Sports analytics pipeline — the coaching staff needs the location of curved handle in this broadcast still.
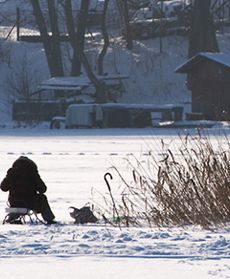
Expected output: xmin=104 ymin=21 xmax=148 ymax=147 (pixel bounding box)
xmin=104 ymin=172 xmax=113 ymax=192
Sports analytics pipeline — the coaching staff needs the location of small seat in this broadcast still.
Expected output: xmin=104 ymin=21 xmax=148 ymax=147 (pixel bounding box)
xmin=3 ymin=207 xmax=37 ymax=224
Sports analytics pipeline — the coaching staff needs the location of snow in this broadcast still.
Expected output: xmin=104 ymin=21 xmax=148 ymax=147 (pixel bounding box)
xmin=0 ymin=128 xmax=230 ymax=278
xmin=2 ymin=257 xmax=229 ymax=279
xmin=0 ymin=5 xmax=191 ymax=121
xmin=38 ymin=74 xmax=129 ymax=92
xmin=0 ymin=1 xmax=230 ymax=278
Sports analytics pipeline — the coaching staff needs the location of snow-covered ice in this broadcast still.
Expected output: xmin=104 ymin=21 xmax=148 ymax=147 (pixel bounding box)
xmin=0 ymin=128 xmax=229 ymax=278
xmin=0 ymin=1 xmax=230 ymax=277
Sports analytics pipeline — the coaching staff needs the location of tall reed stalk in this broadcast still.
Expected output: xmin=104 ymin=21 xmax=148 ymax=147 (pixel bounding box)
xmin=94 ymin=132 xmax=230 ymax=228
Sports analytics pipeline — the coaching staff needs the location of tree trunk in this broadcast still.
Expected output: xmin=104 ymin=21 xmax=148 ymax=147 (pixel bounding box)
xmin=30 ymin=0 xmax=63 ymax=77
xmin=97 ymin=0 xmax=110 ymax=75
xmin=64 ymin=0 xmax=107 ymax=103
xmin=63 ymin=0 xmax=75 ymax=48
xmin=123 ymin=0 xmax=133 ymax=49
xmin=188 ymin=0 xmax=219 ymax=58
xmin=117 ymin=0 xmax=133 ymax=49
xmin=71 ymin=0 xmax=90 ymax=76
xmin=47 ymin=0 xmax=64 ymax=76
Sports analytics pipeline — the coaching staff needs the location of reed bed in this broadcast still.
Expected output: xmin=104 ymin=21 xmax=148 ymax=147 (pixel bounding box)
xmin=95 ymin=132 xmax=230 ymax=228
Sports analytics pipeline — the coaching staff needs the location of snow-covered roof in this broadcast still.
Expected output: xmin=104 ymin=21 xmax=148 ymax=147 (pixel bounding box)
xmin=68 ymin=103 xmax=182 ymax=111
xmin=37 ymin=75 xmax=129 ymax=91
xmin=175 ymin=52 xmax=230 ymax=73
xmin=39 ymin=77 xmax=90 ymax=91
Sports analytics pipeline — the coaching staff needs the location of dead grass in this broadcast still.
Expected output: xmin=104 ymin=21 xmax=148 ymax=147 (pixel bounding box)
xmin=94 ymin=132 xmax=230 ymax=228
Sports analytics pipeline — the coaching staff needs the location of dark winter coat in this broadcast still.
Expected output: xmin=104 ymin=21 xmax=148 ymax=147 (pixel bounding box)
xmin=0 ymin=156 xmax=47 ymax=209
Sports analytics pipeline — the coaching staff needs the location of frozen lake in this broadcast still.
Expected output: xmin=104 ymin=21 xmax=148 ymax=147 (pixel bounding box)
xmin=0 ymin=127 xmax=229 ymax=279
xmin=0 ymin=127 xmax=188 ymax=222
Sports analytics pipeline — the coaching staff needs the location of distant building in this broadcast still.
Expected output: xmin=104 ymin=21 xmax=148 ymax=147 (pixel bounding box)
xmin=175 ymin=52 xmax=230 ymax=120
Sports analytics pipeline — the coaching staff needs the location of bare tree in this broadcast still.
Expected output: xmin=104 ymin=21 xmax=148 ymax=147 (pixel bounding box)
xmin=97 ymin=0 xmax=110 ymax=75
xmin=64 ymin=0 xmax=89 ymax=76
xmin=122 ymin=0 xmax=133 ymax=49
xmin=47 ymin=0 xmax=64 ymax=75
xmin=8 ymin=50 xmax=41 ymax=124
xmin=63 ymin=0 xmax=107 ymax=103
xmin=116 ymin=0 xmax=133 ymax=49
xmin=31 ymin=0 xmax=107 ymax=103
xmin=30 ymin=0 xmax=64 ymax=76
xmin=188 ymin=0 xmax=219 ymax=58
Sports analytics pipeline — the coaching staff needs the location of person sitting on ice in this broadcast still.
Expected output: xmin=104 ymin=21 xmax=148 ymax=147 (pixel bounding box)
xmin=0 ymin=156 xmax=56 ymax=225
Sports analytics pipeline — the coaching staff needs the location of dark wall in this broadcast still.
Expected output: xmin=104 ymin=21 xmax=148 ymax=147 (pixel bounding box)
xmin=192 ymin=79 xmax=230 ymax=119
xmin=13 ymin=101 xmax=66 ymax=122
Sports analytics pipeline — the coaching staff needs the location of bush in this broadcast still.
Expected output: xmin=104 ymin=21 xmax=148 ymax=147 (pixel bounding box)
xmin=95 ymin=132 xmax=230 ymax=228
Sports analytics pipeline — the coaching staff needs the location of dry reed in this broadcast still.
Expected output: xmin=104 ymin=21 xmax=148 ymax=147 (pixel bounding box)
xmin=94 ymin=132 xmax=230 ymax=228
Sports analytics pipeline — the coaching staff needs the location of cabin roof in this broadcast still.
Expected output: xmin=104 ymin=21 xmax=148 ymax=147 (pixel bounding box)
xmin=37 ymin=74 xmax=129 ymax=92
xmin=175 ymin=52 xmax=230 ymax=73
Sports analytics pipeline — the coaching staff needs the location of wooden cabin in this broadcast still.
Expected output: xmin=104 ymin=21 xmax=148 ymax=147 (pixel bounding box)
xmin=175 ymin=52 xmax=230 ymax=120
